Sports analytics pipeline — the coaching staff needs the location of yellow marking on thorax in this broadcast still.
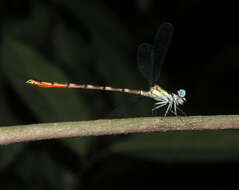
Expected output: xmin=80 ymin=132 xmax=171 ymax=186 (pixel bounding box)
xmin=151 ymin=85 xmax=170 ymax=97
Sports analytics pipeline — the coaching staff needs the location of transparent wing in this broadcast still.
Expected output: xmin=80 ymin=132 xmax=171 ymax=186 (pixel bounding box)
xmin=152 ymin=22 xmax=174 ymax=85
xmin=137 ymin=43 xmax=154 ymax=87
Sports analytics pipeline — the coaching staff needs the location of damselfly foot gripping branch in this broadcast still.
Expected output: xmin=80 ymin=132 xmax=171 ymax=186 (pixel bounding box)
xmin=26 ymin=22 xmax=186 ymax=116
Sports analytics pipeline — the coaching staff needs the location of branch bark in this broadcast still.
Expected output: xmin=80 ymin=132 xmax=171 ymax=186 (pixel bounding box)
xmin=0 ymin=115 xmax=239 ymax=145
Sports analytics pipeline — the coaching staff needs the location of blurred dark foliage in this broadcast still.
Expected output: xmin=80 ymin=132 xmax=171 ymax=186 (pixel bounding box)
xmin=1 ymin=0 xmax=239 ymax=189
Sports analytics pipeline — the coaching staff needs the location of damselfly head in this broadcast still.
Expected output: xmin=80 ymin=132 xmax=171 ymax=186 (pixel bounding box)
xmin=178 ymin=89 xmax=186 ymax=98
xmin=176 ymin=89 xmax=186 ymax=104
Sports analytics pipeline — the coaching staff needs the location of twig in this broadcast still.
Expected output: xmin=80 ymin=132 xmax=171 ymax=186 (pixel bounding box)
xmin=0 ymin=115 xmax=239 ymax=145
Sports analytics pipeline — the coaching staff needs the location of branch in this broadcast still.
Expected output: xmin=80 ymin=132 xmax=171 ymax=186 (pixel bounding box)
xmin=1 ymin=115 xmax=239 ymax=145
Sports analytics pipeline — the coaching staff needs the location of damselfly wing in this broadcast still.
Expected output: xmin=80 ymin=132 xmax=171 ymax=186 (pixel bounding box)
xmin=137 ymin=22 xmax=173 ymax=87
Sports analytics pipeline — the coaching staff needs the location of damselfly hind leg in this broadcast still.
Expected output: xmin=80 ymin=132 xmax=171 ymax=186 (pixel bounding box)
xmin=164 ymin=101 xmax=173 ymax=116
xmin=152 ymin=102 xmax=167 ymax=115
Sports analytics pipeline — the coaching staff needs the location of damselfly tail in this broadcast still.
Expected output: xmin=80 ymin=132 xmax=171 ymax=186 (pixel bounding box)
xmin=25 ymin=79 xmax=149 ymax=96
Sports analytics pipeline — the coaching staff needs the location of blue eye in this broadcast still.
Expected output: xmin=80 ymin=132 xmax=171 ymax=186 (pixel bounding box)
xmin=178 ymin=89 xmax=186 ymax=98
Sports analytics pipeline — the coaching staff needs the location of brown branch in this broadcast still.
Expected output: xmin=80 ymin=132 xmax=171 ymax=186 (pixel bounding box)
xmin=0 ymin=115 xmax=239 ymax=145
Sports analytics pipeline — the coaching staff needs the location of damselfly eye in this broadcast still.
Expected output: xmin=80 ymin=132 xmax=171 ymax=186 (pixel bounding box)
xmin=177 ymin=89 xmax=186 ymax=98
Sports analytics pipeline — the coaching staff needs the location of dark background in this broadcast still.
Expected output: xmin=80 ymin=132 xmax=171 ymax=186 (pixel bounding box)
xmin=1 ymin=0 xmax=239 ymax=189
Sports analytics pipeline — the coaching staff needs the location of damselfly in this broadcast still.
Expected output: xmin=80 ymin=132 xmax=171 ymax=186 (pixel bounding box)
xmin=26 ymin=22 xmax=186 ymax=116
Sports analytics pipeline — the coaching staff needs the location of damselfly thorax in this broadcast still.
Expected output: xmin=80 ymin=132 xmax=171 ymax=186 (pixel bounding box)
xmin=26 ymin=22 xmax=186 ymax=116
